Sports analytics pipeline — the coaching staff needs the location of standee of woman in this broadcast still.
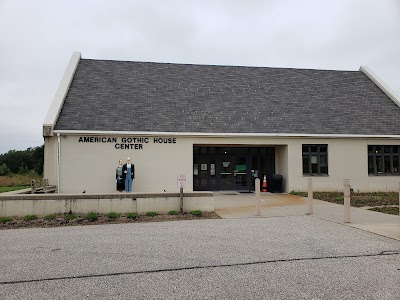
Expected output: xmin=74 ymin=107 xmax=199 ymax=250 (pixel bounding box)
xmin=116 ymin=159 xmax=125 ymax=192
xmin=123 ymin=157 xmax=135 ymax=192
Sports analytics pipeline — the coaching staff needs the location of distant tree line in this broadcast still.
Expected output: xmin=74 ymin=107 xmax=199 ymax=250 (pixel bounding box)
xmin=0 ymin=145 xmax=44 ymax=176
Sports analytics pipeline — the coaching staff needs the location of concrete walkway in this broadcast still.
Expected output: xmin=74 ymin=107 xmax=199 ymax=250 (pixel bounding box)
xmin=214 ymin=191 xmax=400 ymax=240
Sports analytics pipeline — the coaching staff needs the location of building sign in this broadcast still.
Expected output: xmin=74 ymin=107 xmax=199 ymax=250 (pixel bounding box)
xmin=78 ymin=136 xmax=177 ymax=150
xmin=177 ymin=174 xmax=187 ymax=188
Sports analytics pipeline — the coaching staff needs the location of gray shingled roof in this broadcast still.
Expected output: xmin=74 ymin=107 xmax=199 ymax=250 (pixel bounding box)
xmin=54 ymin=59 xmax=400 ymax=135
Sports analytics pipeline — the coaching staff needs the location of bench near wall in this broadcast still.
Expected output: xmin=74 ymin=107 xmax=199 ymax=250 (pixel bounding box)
xmin=0 ymin=192 xmax=214 ymax=217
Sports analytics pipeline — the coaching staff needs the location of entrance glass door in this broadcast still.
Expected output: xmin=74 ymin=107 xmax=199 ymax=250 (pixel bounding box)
xmin=194 ymin=146 xmax=275 ymax=191
xmin=234 ymin=156 xmax=248 ymax=190
xmin=220 ymin=157 xmax=233 ymax=190
xmin=220 ymin=155 xmax=248 ymax=190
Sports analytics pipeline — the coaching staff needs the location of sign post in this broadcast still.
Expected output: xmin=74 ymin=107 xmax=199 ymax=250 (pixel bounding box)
xmin=344 ymin=179 xmax=351 ymax=223
xmin=177 ymin=174 xmax=187 ymax=213
xmin=255 ymin=178 xmax=261 ymax=216
xmin=307 ymin=178 xmax=313 ymax=215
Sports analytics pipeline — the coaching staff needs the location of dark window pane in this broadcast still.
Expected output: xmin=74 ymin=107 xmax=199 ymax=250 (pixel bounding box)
xmin=375 ymin=146 xmax=382 ymax=154
xmin=320 ymin=155 xmax=328 ymax=174
xmin=368 ymin=156 xmax=374 ymax=174
xmin=368 ymin=146 xmax=374 ymax=154
xmin=393 ymin=156 xmax=399 ymax=173
xmin=303 ymin=156 xmax=309 ymax=174
xmin=208 ymin=147 xmax=216 ymax=154
xmin=320 ymin=155 xmax=327 ymax=167
xmin=200 ymin=147 xmax=207 ymax=154
xmin=393 ymin=146 xmax=399 ymax=154
xmin=194 ymin=147 xmax=200 ymax=154
xmin=311 ymin=161 xmax=318 ymax=173
xmin=250 ymin=148 xmax=258 ymax=155
xmin=319 ymin=145 xmax=327 ymax=153
xmin=384 ymin=156 xmax=391 ymax=173
xmin=311 ymin=145 xmax=318 ymax=153
xmin=200 ymin=178 xmax=207 ymax=187
xmin=384 ymin=146 xmax=390 ymax=154
xmin=376 ymin=156 xmax=383 ymax=173
xmin=302 ymin=145 xmax=309 ymax=154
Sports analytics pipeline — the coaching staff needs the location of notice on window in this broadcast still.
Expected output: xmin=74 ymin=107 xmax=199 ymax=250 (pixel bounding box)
xmin=311 ymin=155 xmax=318 ymax=164
xmin=222 ymin=161 xmax=230 ymax=168
xmin=193 ymin=164 xmax=198 ymax=175
xmin=210 ymin=164 xmax=215 ymax=175
xmin=236 ymin=164 xmax=246 ymax=171
xmin=201 ymin=164 xmax=207 ymax=171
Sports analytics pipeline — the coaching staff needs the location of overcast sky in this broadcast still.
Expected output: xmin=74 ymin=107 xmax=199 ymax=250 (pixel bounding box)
xmin=0 ymin=0 xmax=399 ymax=154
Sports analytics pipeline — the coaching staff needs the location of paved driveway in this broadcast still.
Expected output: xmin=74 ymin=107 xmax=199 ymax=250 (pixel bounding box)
xmin=1 ymin=216 xmax=399 ymax=299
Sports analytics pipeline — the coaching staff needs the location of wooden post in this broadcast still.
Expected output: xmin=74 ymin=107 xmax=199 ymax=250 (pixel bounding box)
xmin=255 ymin=178 xmax=261 ymax=216
xmin=344 ymin=179 xmax=351 ymax=223
xmin=180 ymin=187 xmax=183 ymax=213
xmin=307 ymin=178 xmax=313 ymax=215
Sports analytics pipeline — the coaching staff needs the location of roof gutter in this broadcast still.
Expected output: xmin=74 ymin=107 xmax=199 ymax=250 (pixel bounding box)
xmin=43 ymin=52 xmax=81 ymax=137
xmin=53 ymin=130 xmax=400 ymax=139
xmin=360 ymin=66 xmax=400 ymax=108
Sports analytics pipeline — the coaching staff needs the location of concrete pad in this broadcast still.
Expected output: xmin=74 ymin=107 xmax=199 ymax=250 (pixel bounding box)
xmin=214 ymin=192 xmax=400 ymax=240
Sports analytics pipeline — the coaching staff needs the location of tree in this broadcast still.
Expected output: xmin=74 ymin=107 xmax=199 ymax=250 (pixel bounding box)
xmin=0 ymin=163 xmax=11 ymax=176
xmin=0 ymin=145 xmax=44 ymax=175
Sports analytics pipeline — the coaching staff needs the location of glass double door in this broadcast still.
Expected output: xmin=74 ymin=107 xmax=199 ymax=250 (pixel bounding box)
xmin=220 ymin=155 xmax=248 ymax=190
xmin=193 ymin=146 xmax=275 ymax=191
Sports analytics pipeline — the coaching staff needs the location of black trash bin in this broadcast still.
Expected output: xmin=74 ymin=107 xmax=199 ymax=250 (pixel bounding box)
xmin=269 ymin=174 xmax=283 ymax=193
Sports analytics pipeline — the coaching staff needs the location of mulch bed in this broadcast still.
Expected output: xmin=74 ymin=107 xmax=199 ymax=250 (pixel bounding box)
xmin=368 ymin=206 xmax=399 ymax=215
xmin=0 ymin=212 xmax=221 ymax=230
xmin=291 ymin=191 xmax=399 ymax=215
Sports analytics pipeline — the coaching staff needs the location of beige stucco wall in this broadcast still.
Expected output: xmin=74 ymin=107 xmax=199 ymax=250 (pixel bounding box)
xmin=43 ymin=136 xmax=57 ymax=186
xmin=44 ymin=134 xmax=400 ymax=193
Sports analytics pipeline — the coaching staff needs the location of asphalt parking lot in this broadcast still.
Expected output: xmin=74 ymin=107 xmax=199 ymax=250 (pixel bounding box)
xmin=0 ymin=216 xmax=399 ymax=299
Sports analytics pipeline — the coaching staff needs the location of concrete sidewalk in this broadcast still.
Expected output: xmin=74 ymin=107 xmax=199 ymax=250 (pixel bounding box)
xmin=214 ymin=192 xmax=400 ymax=240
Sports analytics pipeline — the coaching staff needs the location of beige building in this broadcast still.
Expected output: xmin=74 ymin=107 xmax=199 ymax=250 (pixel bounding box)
xmin=43 ymin=53 xmax=400 ymax=194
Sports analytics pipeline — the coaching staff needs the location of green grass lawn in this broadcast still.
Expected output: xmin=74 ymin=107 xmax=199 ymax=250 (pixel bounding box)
xmin=0 ymin=186 xmax=30 ymax=193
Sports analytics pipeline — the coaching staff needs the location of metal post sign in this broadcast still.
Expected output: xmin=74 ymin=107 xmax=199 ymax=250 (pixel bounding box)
xmin=177 ymin=174 xmax=187 ymax=188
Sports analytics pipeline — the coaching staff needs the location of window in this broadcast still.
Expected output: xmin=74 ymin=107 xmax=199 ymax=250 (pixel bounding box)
xmin=302 ymin=144 xmax=328 ymax=175
xmin=368 ymin=145 xmax=400 ymax=175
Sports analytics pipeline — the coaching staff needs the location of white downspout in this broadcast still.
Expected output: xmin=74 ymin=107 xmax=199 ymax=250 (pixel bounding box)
xmin=57 ymin=133 xmax=61 ymax=194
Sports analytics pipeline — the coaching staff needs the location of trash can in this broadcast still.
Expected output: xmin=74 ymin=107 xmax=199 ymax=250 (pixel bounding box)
xmin=269 ymin=174 xmax=283 ymax=193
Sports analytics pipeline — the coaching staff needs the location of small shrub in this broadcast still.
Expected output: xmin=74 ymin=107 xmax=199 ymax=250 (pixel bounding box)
xmin=24 ymin=214 xmax=38 ymax=221
xmin=290 ymin=191 xmax=306 ymax=196
xmin=126 ymin=212 xmax=139 ymax=220
xmin=85 ymin=211 xmax=98 ymax=221
xmin=168 ymin=210 xmax=179 ymax=215
xmin=107 ymin=212 xmax=120 ymax=219
xmin=0 ymin=216 xmax=13 ymax=223
xmin=44 ymin=214 xmax=56 ymax=221
xmin=64 ymin=213 xmax=77 ymax=220
xmin=190 ymin=210 xmax=202 ymax=216
xmin=146 ymin=211 xmax=158 ymax=217
xmin=335 ymin=195 xmax=344 ymax=201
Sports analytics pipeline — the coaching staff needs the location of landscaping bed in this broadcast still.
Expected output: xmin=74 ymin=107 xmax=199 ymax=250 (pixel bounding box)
xmin=0 ymin=211 xmax=221 ymax=230
xmin=291 ymin=191 xmax=399 ymax=215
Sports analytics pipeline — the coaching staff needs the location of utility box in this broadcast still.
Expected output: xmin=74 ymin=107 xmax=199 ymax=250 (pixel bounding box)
xmin=269 ymin=174 xmax=283 ymax=193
